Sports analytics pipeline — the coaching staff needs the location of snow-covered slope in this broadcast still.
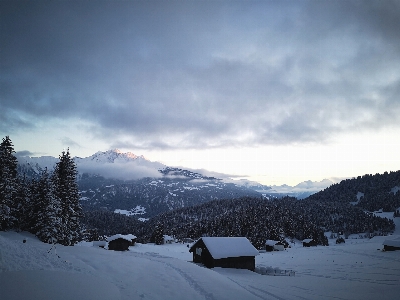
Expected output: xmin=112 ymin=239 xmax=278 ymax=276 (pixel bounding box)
xmin=1 ymin=231 xmax=400 ymax=300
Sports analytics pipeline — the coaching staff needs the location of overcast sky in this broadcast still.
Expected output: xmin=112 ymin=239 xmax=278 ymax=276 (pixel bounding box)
xmin=1 ymin=0 xmax=400 ymax=185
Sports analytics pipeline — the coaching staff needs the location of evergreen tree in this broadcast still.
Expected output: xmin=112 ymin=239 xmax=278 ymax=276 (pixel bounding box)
xmin=0 ymin=136 xmax=19 ymax=230
xmin=35 ymin=168 xmax=62 ymax=243
xmin=52 ymin=149 xmax=82 ymax=245
xmin=152 ymin=223 xmax=164 ymax=245
xmin=25 ymin=177 xmax=41 ymax=233
xmin=14 ymin=173 xmax=31 ymax=231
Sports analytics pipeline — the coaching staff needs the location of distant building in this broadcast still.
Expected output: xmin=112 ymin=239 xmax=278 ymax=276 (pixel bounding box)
xmin=383 ymin=237 xmax=400 ymax=251
xmin=107 ymin=234 xmax=134 ymax=251
xmin=163 ymin=235 xmax=174 ymax=244
xmin=265 ymin=240 xmax=284 ymax=252
xmin=303 ymin=239 xmax=317 ymax=247
xmin=189 ymin=237 xmax=259 ymax=271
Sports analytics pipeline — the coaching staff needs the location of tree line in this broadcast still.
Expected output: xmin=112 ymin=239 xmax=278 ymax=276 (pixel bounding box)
xmin=0 ymin=136 xmax=82 ymax=246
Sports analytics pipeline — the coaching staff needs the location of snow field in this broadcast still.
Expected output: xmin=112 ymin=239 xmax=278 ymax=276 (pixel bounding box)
xmin=1 ymin=231 xmax=400 ymax=300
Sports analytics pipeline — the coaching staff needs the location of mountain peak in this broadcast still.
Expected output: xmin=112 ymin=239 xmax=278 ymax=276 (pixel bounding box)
xmin=87 ymin=149 xmax=142 ymax=163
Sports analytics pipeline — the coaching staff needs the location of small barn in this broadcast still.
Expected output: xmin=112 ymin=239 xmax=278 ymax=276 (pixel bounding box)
xmin=265 ymin=240 xmax=283 ymax=252
xmin=383 ymin=237 xmax=400 ymax=251
xmin=107 ymin=234 xmax=132 ymax=251
xmin=303 ymin=238 xmax=317 ymax=247
xmin=189 ymin=237 xmax=259 ymax=271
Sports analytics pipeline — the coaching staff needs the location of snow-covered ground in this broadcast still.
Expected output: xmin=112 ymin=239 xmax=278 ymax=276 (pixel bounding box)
xmin=1 ymin=231 xmax=400 ymax=300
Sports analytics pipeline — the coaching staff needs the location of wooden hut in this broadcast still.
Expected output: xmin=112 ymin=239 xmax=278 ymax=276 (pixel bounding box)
xmin=265 ymin=240 xmax=279 ymax=252
xmin=274 ymin=241 xmax=285 ymax=251
xmin=303 ymin=238 xmax=317 ymax=247
xmin=383 ymin=237 xmax=400 ymax=251
xmin=189 ymin=237 xmax=259 ymax=271
xmin=107 ymin=234 xmax=132 ymax=251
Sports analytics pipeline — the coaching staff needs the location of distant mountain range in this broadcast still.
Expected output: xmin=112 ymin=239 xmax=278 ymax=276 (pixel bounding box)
xmin=16 ymin=149 xmax=333 ymax=217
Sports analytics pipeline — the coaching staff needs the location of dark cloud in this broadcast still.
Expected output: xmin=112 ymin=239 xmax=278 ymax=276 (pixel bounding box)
xmin=1 ymin=0 xmax=400 ymax=149
xmin=60 ymin=137 xmax=81 ymax=149
xmin=15 ymin=150 xmax=36 ymax=157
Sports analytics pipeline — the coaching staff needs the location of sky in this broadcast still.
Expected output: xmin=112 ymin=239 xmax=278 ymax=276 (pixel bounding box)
xmin=1 ymin=0 xmax=400 ymax=186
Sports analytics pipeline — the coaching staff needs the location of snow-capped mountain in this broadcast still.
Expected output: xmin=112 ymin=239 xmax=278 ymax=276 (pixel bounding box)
xmin=16 ymin=149 xmax=336 ymax=217
xmin=17 ymin=149 xmax=165 ymax=180
xmin=17 ymin=149 xmax=262 ymax=217
xmin=268 ymin=179 xmax=334 ymax=199
xmin=17 ymin=155 xmax=59 ymax=178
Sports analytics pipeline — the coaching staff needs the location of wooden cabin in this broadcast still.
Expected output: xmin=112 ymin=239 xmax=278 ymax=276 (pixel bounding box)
xmin=383 ymin=237 xmax=400 ymax=251
xmin=107 ymin=234 xmax=132 ymax=251
xmin=274 ymin=241 xmax=285 ymax=251
xmin=189 ymin=237 xmax=259 ymax=271
xmin=265 ymin=240 xmax=280 ymax=252
xmin=303 ymin=238 xmax=317 ymax=247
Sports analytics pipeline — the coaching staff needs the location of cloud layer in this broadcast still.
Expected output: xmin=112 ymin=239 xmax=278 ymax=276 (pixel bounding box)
xmin=2 ymin=1 xmax=400 ymax=150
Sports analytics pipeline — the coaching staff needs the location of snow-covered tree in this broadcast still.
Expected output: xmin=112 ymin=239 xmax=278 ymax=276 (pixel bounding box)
xmin=14 ymin=173 xmax=32 ymax=231
xmin=0 ymin=136 xmax=19 ymax=230
xmin=35 ymin=168 xmax=63 ymax=243
xmin=52 ymin=149 xmax=82 ymax=245
xmin=152 ymin=223 xmax=164 ymax=245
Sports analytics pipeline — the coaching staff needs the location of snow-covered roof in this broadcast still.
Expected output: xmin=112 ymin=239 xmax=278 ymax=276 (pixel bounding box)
xmin=192 ymin=237 xmax=259 ymax=259
xmin=107 ymin=234 xmax=136 ymax=242
xmin=123 ymin=234 xmax=137 ymax=240
xmin=265 ymin=240 xmax=280 ymax=246
xmin=303 ymin=239 xmax=314 ymax=243
xmin=383 ymin=237 xmax=400 ymax=247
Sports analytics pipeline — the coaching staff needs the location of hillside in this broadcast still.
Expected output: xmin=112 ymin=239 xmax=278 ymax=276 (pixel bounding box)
xmin=133 ymin=196 xmax=394 ymax=248
xmin=78 ymin=168 xmax=261 ymax=218
xmin=307 ymin=171 xmax=400 ymax=212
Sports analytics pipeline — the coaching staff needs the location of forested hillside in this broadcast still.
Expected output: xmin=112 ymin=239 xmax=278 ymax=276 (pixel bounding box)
xmin=307 ymin=171 xmax=400 ymax=212
xmin=82 ymin=196 xmax=395 ymax=249
xmin=81 ymin=171 xmax=400 ymax=249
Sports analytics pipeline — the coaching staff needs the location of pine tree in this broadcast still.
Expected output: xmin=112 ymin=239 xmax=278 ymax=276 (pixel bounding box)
xmin=25 ymin=177 xmax=41 ymax=234
xmin=35 ymin=168 xmax=62 ymax=243
xmin=152 ymin=223 xmax=164 ymax=245
xmin=14 ymin=173 xmax=31 ymax=231
xmin=52 ymin=149 xmax=82 ymax=245
xmin=0 ymin=136 xmax=19 ymax=230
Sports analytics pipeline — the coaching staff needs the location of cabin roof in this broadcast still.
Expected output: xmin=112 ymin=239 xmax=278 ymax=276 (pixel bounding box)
xmin=303 ymin=238 xmax=314 ymax=243
xmin=191 ymin=237 xmax=259 ymax=259
xmin=107 ymin=234 xmax=135 ymax=242
xmin=383 ymin=237 xmax=400 ymax=247
xmin=123 ymin=234 xmax=137 ymax=240
xmin=265 ymin=240 xmax=280 ymax=246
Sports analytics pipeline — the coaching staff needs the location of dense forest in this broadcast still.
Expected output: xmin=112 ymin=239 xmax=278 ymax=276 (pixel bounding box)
xmin=82 ymin=195 xmax=395 ymax=249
